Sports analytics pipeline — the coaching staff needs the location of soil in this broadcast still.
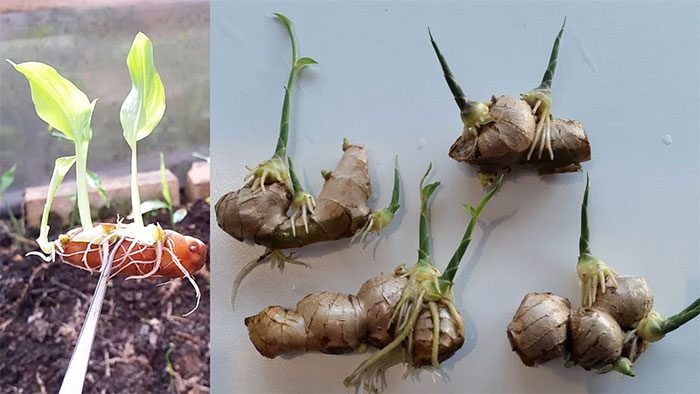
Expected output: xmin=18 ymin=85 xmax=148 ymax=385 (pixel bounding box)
xmin=0 ymin=199 xmax=210 ymax=394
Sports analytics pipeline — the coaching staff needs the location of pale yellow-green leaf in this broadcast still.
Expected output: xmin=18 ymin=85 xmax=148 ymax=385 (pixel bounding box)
xmin=140 ymin=199 xmax=169 ymax=214
xmin=8 ymin=60 xmax=95 ymax=142
xmin=37 ymin=155 xmax=76 ymax=254
xmin=120 ymin=32 xmax=166 ymax=148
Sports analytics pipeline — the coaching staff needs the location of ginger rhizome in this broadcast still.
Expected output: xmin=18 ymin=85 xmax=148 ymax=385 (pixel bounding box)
xmin=430 ymin=18 xmax=590 ymax=178
xmin=507 ymin=175 xmax=700 ymax=376
xmin=14 ymin=32 xmax=207 ymax=315
xmin=214 ymin=14 xmax=400 ymax=300
xmin=245 ymin=165 xmax=503 ymax=392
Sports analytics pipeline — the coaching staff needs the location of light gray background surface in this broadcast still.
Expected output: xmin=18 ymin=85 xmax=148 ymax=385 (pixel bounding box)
xmin=211 ymin=1 xmax=700 ymax=392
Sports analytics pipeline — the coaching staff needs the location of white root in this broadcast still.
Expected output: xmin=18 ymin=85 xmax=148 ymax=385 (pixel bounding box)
xmin=260 ymin=170 xmax=268 ymax=194
xmin=345 ymin=290 xmax=426 ymax=390
xmin=536 ymin=116 xmax=553 ymax=160
xmin=301 ymin=203 xmax=309 ymax=233
xmin=124 ymin=239 xmax=163 ymax=280
xmin=351 ymin=347 xmax=402 ymax=394
xmin=290 ymin=210 xmax=298 ymax=237
xmin=527 ymin=114 xmax=545 ymax=161
xmin=231 ymin=249 xmax=309 ymax=309
xmin=526 ymin=98 xmax=554 ymax=161
xmin=163 ymin=244 xmax=201 ymax=317
xmin=291 ymin=192 xmax=316 ymax=237
xmin=231 ymin=250 xmax=274 ymax=308
xmin=531 ymin=99 xmax=542 ymax=114
xmin=360 ymin=216 xmax=375 ymax=243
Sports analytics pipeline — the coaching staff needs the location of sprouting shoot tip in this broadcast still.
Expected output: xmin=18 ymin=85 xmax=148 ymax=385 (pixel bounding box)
xmin=420 ymin=163 xmax=433 ymax=189
xmin=494 ymin=174 xmax=505 ymax=189
xmin=273 ymin=12 xmax=292 ymax=25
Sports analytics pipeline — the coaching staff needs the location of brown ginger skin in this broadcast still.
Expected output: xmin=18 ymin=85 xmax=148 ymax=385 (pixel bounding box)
xmin=593 ymin=276 xmax=654 ymax=330
xmin=449 ymin=96 xmax=590 ymax=173
xmin=569 ymin=308 xmax=625 ymax=370
xmin=216 ymin=142 xmax=371 ymax=249
xmin=244 ymin=306 xmax=308 ymax=358
xmin=450 ymin=96 xmax=535 ymax=168
xmin=356 ymin=272 xmax=409 ymax=348
xmin=245 ymin=271 xmax=463 ymax=363
xmin=245 ymin=292 xmax=366 ymax=358
xmin=527 ymin=118 xmax=590 ymax=173
xmin=506 ymin=292 xmax=572 ymax=366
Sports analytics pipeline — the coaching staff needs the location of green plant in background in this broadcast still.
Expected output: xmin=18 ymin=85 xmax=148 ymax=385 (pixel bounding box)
xmin=164 ymin=341 xmax=177 ymax=388
xmin=0 ymin=164 xmax=24 ymax=236
xmin=141 ymin=152 xmax=187 ymax=228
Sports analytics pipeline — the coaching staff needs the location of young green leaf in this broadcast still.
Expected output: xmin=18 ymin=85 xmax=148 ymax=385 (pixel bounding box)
xmin=140 ymin=199 xmax=169 ymax=215
xmin=295 ymin=57 xmax=318 ymax=67
xmin=159 ymin=152 xmax=172 ymax=207
xmin=120 ymin=32 xmax=166 ymax=149
xmin=387 ymin=156 xmax=400 ymax=214
xmin=271 ymin=13 xmax=316 ymax=159
xmin=464 ymin=204 xmax=477 ymax=217
xmin=165 ymin=342 xmax=176 ymax=386
xmin=440 ymin=174 xmax=504 ymax=284
xmin=37 ymin=156 xmax=76 ymax=253
xmin=86 ymin=169 xmax=110 ymax=208
xmin=418 ymin=163 xmax=440 ymax=261
xmin=1 ymin=165 xmax=16 ymax=193
xmin=8 ymin=60 xmax=96 ymax=142
xmin=579 ymin=173 xmax=591 ymax=257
